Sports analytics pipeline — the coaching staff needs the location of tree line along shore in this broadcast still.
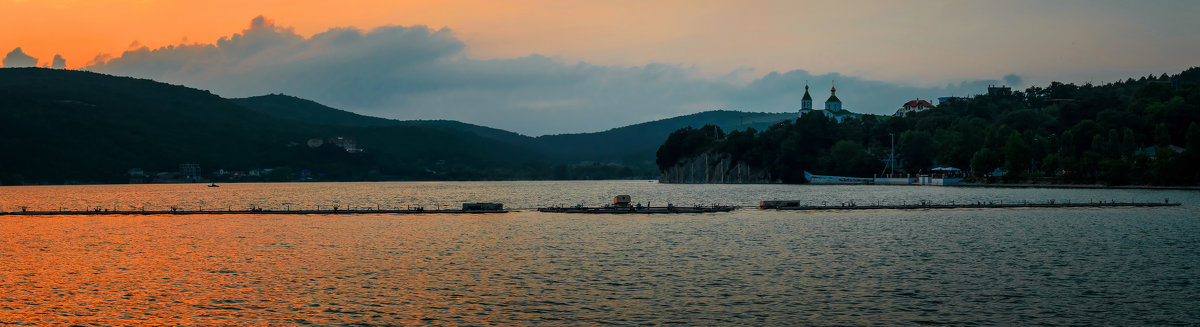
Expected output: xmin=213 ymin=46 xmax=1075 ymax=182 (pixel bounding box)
xmin=656 ymin=68 xmax=1200 ymax=186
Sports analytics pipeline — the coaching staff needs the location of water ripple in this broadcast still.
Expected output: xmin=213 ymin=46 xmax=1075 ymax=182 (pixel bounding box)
xmin=0 ymin=182 xmax=1198 ymax=325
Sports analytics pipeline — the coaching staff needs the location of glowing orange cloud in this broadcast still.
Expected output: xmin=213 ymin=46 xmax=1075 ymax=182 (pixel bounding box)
xmin=0 ymin=0 xmax=807 ymax=73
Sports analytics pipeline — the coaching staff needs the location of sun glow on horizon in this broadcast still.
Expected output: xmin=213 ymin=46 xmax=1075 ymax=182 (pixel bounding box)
xmin=3 ymin=0 xmax=1197 ymax=88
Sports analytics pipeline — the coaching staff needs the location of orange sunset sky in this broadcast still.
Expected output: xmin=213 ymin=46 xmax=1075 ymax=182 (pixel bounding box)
xmin=4 ymin=0 xmax=1196 ymax=84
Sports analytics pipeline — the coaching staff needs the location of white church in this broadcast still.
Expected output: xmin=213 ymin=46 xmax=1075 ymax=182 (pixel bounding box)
xmin=798 ymin=83 xmax=863 ymax=122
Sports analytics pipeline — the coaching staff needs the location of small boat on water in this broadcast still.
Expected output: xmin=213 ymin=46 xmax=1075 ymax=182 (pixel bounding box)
xmin=538 ymin=195 xmax=735 ymax=214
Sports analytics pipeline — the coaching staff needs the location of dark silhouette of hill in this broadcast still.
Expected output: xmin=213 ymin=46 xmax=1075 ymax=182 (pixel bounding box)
xmin=532 ymin=110 xmax=797 ymax=163
xmin=0 ymin=68 xmax=545 ymax=184
xmin=231 ymin=94 xmax=400 ymax=127
xmin=0 ymin=68 xmax=797 ymax=184
xmin=230 ymin=94 xmax=795 ymax=165
xmin=0 ymin=68 xmax=298 ymax=183
xmin=231 ymin=94 xmax=533 ymax=146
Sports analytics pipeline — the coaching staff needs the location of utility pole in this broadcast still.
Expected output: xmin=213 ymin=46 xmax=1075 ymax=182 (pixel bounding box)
xmin=889 ymin=133 xmax=896 ymax=176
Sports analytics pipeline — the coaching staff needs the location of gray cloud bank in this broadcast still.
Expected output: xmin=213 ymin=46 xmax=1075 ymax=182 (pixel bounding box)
xmin=87 ymin=16 xmax=1016 ymax=136
xmin=51 ymin=54 xmax=66 ymax=69
xmin=3 ymin=47 xmax=38 ymax=67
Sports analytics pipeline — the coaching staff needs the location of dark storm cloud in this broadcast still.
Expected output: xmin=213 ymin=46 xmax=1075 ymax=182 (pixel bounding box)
xmin=3 ymin=47 xmax=38 ymax=67
xmin=87 ymin=17 xmax=1017 ymax=135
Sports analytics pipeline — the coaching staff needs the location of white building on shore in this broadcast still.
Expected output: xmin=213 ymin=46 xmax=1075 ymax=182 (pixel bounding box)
xmin=893 ymin=99 xmax=936 ymax=117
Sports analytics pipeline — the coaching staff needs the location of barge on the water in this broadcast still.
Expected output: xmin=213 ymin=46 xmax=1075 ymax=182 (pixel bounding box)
xmin=538 ymin=195 xmax=735 ymax=214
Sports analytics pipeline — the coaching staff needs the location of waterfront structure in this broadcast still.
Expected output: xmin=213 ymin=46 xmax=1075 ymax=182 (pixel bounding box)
xmin=326 ymin=136 xmax=363 ymax=153
xmin=919 ymin=167 xmax=965 ymax=185
xmin=804 ymin=166 xmax=963 ymax=186
xmin=1134 ymin=145 xmax=1185 ymax=159
xmin=128 ymin=168 xmax=145 ymax=184
xmin=799 ymin=83 xmax=863 ymax=122
xmin=180 ymin=163 xmax=201 ymax=181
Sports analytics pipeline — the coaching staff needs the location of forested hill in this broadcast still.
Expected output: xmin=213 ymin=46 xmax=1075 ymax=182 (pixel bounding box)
xmin=532 ymin=110 xmax=797 ymax=163
xmin=0 ymin=68 xmax=549 ymax=184
xmin=232 ymin=93 xmax=796 ymax=166
xmin=0 ymin=68 xmax=296 ymax=183
xmin=231 ymin=94 xmax=402 ymax=127
xmin=231 ymin=94 xmax=533 ymax=146
xmin=657 ymin=67 xmax=1200 ymax=185
xmin=0 ymin=68 xmax=793 ymax=184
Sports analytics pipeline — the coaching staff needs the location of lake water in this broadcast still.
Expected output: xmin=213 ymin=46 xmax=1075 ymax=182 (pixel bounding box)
xmin=1 ymin=181 xmax=1198 ymax=325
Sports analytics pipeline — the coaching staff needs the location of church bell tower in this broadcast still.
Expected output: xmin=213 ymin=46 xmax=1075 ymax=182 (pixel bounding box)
xmin=801 ymin=83 xmax=813 ymax=111
xmin=825 ymin=83 xmax=842 ymax=112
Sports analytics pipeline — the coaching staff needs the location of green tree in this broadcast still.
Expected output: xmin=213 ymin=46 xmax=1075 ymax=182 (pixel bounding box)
xmin=552 ymin=164 xmax=569 ymax=180
xmin=1002 ymin=132 xmax=1032 ymax=177
xmin=1060 ymin=130 xmax=1077 ymax=156
xmin=1041 ymin=154 xmax=1063 ymax=176
xmin=656 ymin=125 xmax=725 ymax=171
xmin=1155 ymin=123 xmax=1171 ymax=146
xmin=934 ymin=130 xmax=974 ymax=170
xmin=1146 ymin=97 xmax=1194 ymax=137
xmin=970 ymin=148 xmax=1001 ymax=178
xmin=1091 ymin=134 xmax=1106 ymax=158
xmin=1121 ymin=128 xmax=1136 ymax=157
xmin=1185 ymin=122 xmax=1200 ymax=181
xmin=826 ymin=140 xmax=878 ymax=177
xmin=1105 ymin=129 xmax=1120 ymax=157
xmin=899 ymin=130 xmax=934 ymax=173
xmin=1098 ymin=158 xmax=1130 ymax=185
xmin=1187 ymin=122 xmax=1200 ymax=153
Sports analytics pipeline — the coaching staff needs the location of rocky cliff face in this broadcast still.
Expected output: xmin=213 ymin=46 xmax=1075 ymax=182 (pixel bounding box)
xmin=658 ymin=152 xmax=775 ymax=183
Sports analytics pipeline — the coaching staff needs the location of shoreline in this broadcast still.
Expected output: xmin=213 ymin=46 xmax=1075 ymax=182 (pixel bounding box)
xmin=4 ymin=180 xmax=1199 ymax=191
xmin=948 ymin=183 xmax=1200 ymax=191
xmin=655 ymin=181 xmax=1200 ymax=190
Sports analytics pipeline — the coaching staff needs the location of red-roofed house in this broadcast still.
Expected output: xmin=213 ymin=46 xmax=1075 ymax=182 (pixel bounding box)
xmin=894 ymin=99 xmax=936 ymax=117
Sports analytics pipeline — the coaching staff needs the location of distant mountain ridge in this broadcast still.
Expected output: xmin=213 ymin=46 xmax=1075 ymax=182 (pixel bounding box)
xmin=231 ymin=94 xmax=533 ymax=146
xmin=532 ymin=110 xmax=797 ymax=163
xmin=230 ymin=94 xmax=402 ymax=127
xmin=0 ymin=68 xmax=544 ymax=184
xmin=232 ymin=94 xmax=797 ymax=164
xmin=0 ymin=67 xmax=799 ymax=184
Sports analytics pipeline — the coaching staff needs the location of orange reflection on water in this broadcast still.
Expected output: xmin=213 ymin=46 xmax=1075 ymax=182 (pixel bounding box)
xmin=6 ymin=182 xmax=1200 ymax=325
xmin=0 ymin=213 xmax=519 ymax=325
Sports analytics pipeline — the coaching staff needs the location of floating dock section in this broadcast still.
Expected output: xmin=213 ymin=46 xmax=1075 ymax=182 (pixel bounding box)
xmin=0 ymin=203 xmax=507 ymax=216
xmin=538 ymin=194 xmax=735 ymax=214
xmin=537 ymin=205 xmax=735 ymax=214
xmin=0 ymin=208 xmax=508 ymax=216
xmin=759 ymin=200 xmax=1181 ymax=211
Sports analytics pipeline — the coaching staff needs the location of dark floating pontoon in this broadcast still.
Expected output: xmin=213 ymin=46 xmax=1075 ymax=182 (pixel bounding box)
xmin=537 ymin=195 xmax=735 ymax=214
xmin=0 ymin=202 xmax=507 ymax=216
xmin=1 ymin=197 xmax=1182 ymax=216
xmin=759 ymin=199 xmax=1181 ymax=211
